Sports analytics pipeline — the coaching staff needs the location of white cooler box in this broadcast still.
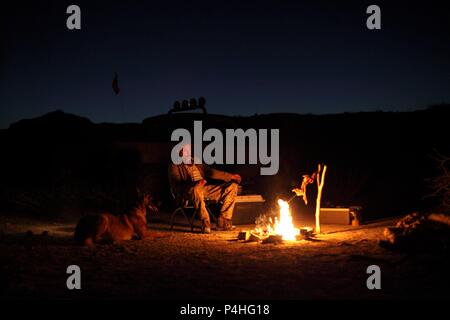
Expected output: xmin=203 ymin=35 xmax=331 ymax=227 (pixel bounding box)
xmin=320 ymin=208 xmax=351 ymax=225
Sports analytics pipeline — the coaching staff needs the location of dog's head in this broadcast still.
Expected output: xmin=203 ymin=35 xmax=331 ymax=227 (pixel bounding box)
xmin=137 ymin=189 xmax=159 ymax=214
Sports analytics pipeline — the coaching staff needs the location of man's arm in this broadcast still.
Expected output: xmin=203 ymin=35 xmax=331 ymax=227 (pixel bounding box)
xmin=201 ymin=164 xmax=241 ymax=183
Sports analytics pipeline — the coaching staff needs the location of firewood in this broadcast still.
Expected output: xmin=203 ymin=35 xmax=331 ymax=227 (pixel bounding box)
xmin=381 ymin=213 xmax=450 ymax=252
xmin=428 ymin=213 xmax=450 ymax=227
xmin=297 ymin=227 xmax=314 ymax=240
xmin=238 ymin=231 xmax=250 ymax=241
xmin=383 ymin=227 xmax=402 ymax=245
xmin=247 ymin=233 xmax=262 ymax=242
xmin=262 ymin=234 xmax=283 ymax=244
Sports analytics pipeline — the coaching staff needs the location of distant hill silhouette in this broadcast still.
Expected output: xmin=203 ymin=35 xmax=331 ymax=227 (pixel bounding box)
xmin=0 ymin=105 xmax=449 ymax=220
xmin=9 ymin=110 xmax=93 ymax=131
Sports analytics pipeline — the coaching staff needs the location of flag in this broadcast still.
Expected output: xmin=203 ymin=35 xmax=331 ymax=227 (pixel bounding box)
xmin=112 ymin=72 xmax=120 ymax=95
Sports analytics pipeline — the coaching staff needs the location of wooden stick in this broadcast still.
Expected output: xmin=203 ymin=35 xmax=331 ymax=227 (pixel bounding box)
xmin=315 ymin=164 xmax=327 ymax=233
xmin=287 ymin=194 xmax=297 ymax=203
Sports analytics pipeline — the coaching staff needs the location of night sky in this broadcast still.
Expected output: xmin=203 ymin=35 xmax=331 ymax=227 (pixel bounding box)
xmin=1 ymin=0 xmax=449 ymax=128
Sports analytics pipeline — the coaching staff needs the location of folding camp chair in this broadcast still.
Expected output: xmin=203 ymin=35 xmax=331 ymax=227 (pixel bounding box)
xmin=169 ymin=188 xmax=217 ymax=232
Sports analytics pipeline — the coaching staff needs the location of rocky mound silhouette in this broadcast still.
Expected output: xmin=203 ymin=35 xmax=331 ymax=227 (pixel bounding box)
xmin=0 ymin=105 xmax=448 ymax=220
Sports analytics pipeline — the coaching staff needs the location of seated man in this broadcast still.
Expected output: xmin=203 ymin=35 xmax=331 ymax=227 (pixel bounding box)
xmin=168 ymin=145 xmax=241 ymax=234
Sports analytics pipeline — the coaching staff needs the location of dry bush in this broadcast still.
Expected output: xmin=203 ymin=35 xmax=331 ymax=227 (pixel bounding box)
xmin=428 ymin=150 xmax=450 ymax=212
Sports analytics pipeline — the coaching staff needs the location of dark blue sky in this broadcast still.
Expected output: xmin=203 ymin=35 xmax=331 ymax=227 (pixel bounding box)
xmin=1 ymin=0 xmax=449 ymax=128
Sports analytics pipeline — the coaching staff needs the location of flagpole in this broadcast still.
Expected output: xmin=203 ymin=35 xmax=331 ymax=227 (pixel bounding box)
xmin=119 ymin=90 xmax=126 ymax=123
xmin=112 ymin=72 xmax=126 ymax=123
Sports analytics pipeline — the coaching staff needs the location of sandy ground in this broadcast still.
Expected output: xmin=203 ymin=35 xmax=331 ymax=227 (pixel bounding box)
xmin=0 ymin=213 xmax=449 ymax=300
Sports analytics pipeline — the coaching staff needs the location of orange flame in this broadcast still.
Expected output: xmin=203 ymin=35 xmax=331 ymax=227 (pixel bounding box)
xmin=273 ymin=199 xmax=300 ymax=240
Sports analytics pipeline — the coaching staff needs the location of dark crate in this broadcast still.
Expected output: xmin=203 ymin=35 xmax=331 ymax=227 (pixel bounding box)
xmin=232 ymin=195 xmax=266 ymax=225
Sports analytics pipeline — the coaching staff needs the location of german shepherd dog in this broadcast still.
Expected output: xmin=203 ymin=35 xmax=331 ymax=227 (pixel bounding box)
xmin=74 ymin=192 xmax=158 ymax=246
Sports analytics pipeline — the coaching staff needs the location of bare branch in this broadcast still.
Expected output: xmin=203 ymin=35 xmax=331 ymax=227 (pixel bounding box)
xmin=427 ymin=150 xmax=450 ymax=211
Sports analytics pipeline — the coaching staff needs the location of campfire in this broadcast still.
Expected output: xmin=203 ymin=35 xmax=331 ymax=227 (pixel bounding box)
xmin=238 ymin=164 xmax=326 ymax=243
xmin=253 ymin=199 xmax=300 ymax=241
xmin=239 ymin=199 xmax=314 ymax=243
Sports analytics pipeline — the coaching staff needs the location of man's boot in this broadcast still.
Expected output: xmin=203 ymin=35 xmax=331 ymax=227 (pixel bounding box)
xmin=224 ymin=218 xmax=235 ymax=231
xmin=216 ymin=216 xmax=235 ymax=231
xmin=201 ymin=219 xmax=211 ymax=234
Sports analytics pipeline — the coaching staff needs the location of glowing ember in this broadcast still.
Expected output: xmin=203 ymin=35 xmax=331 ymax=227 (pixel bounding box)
xmin=274 ymin=199 xmax=300 ymax=240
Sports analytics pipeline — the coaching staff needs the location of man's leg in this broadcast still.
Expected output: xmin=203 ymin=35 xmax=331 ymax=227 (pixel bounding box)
xmin=218 ymin=182 xmax=238 ymax=220
xmin=203 ymin=182 xmax=238 ymax=229
xmin=189 ymin=184 xmax=211 ymax=233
